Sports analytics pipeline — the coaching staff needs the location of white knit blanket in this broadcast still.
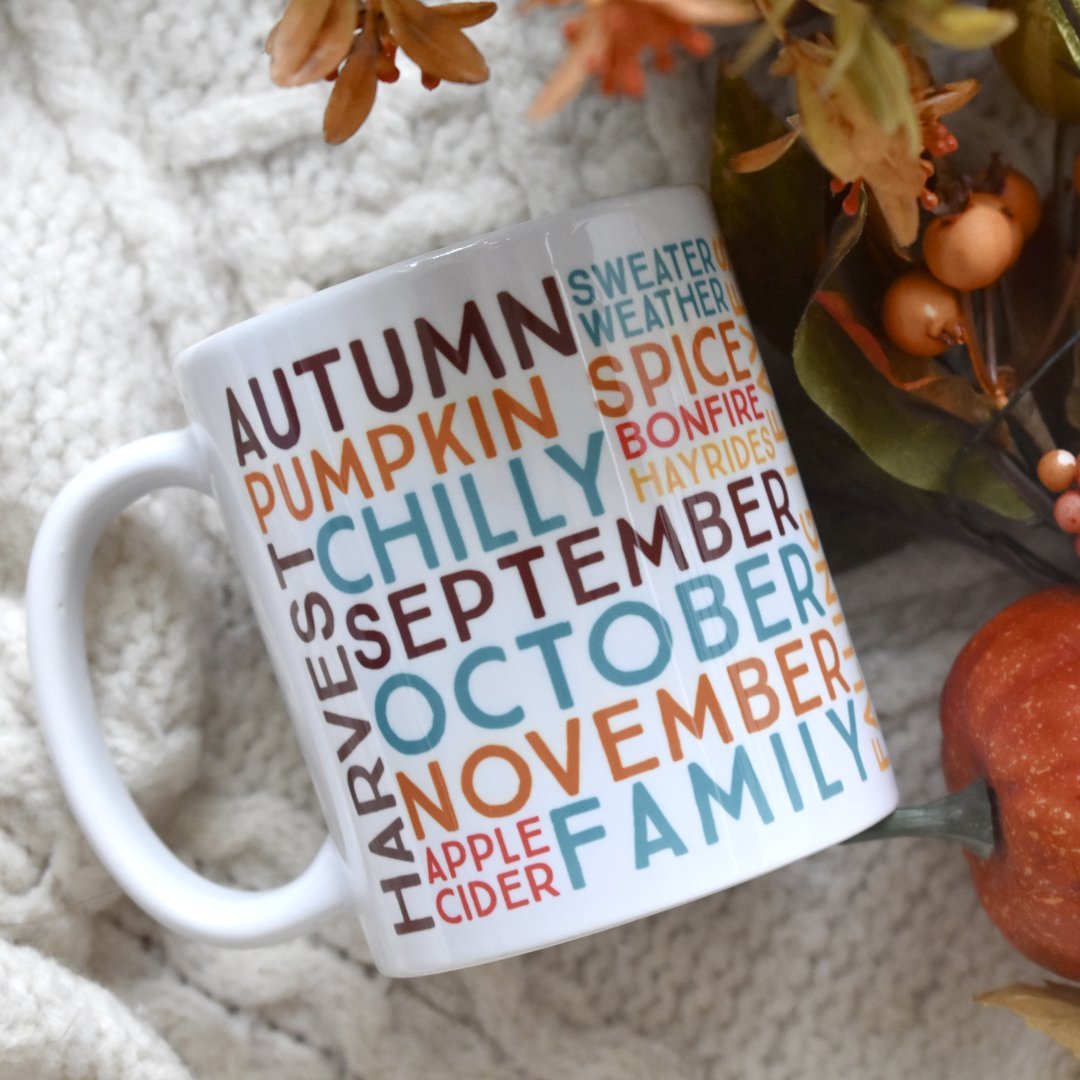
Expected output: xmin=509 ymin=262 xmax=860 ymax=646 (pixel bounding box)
xmin=1 ymin=2 xmax=1074 ymax=1076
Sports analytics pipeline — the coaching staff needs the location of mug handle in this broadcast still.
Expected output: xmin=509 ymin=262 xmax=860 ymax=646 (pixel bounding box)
xmin=26 ymin=429 xmax=352 ymax=946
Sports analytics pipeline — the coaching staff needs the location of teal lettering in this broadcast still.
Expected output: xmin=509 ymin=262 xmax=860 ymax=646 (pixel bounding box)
xmin=589 ymin=601 xmax=672 ymax=686
xmin=578 ymin=306 xmax=616 ymax=348
xmin=361 ymin=493 xmax=438 ymax=585
xmin=431 ymin=482 xmax=468 ymax=561
xmin=509 ymin=458 xmax=567 ymax=536
xmin=454 ymin=646 xmax=524 ymax=729
xmin=799 ymin=721 xmax=844 ymax=800
xmin=375 ymin=673 xmax=445 ymax=755
xmin=675 ymin=574 xmax=739 ymax=661
xmin=592 ymin=258 xmax=627 ymax=299
xmin=461 ymin=473 xmax=518 ymax=551
xmin=770 ymin=732 xmax=804 ymax=812
xmin=545 ymin=430 xmax=606 ymax=516
xmin=689 ymin=748 xmax=774 ymax=843
xmin=516 ymin=622 xmax=575 ymax=708
xmin=632 ymin=782 xmax=688 ymax=868
xmin=316 ymin=515 xmax=372 ymax=594
xmin=736 ymin=553 xmax=792 ymax=642
xmin=567 ymin=267 xmax=595 ymax=307
xmin=826 ymin=699 xmax=867 ymax=781
xmin=550 ymin=798 xmax=606 ymax=889
xmin=779 ymin=543 xmax=825 ymax=624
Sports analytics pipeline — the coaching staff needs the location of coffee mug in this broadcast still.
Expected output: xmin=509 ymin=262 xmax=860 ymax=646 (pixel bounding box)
xmin=27 ymin=185 xmax=898 ymax=976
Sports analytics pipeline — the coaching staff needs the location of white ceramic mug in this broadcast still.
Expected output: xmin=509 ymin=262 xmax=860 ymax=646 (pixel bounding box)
xmin=27 ymin=185 xmax=898 ymax=976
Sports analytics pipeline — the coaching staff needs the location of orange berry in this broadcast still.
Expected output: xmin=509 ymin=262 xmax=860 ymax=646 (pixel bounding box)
xmin=1054 ymin=490 xmax=1080 ymax=533
xmin=1038 ymin=449 xmax=1078 ymax=492
xmin=999 ymin=169 xmax=1041 ymax=242
xmin=973 ymin=191 xmax=1025 ymax=268
xmin=923 ymin=195 xmax=1017 ymax=291
xmin=968 ymin=192 xmax=1025 ymax=269
xmin=881 ymin=270 xmax=964 ymax=357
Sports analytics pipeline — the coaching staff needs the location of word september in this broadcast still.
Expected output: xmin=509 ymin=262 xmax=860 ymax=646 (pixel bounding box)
xmin=266 ymin=471 xmax=817 ymax=752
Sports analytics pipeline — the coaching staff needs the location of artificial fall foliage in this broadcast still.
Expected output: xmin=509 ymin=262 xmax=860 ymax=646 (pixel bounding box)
xmin=709 ymin=13 xmax=1080 ymax=1052
xmin=526 ymin=0 xmax=757 ymax=119
xmin=267 ymin=0 xmax=1012 ymax=146
xmin=978 ymin=983 xmax=1080 ymax=1060
xmin=705 ymin=0 xmax=1080 ymax=579
xmin=731 ymin=43 xmax=975 ymax=246
xmin=260 ymin=0 xmax=1080 ymax=1063
xmin=726 ymin=1 xmax=1010 ymax=248
xmin=267 ymin=0 xmax=496 ymax=143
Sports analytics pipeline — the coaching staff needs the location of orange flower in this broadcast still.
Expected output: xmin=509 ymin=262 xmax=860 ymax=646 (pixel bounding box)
xmin=266 ymin=0 xmax=496 ymax=142
xmin=906 ymin=53 xmax=978 ymax=167
xmin=727 ymin=37 xmax=978 ymax=247
xmin=529 ymin=0 xmax=757 ymax=119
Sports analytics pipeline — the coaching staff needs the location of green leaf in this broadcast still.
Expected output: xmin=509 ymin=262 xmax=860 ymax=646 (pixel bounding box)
xmin=906 ymin=3 xmax=1018 ymax=49
xmin=726 ymin=0 xmax=797 ymax=76
xmin=825 ymin=0 xmax=869 ymax=92
xmin=710 ymin=74 xmax=827 ymax=351
xmin=810 ymin=186 xmax=867 ymax=296
xmin=1045 ymin=0 xmax=1080 ymax=74
xmin=991 ymin=0 xmax=1080 ymax=122
xmin=846 ymin=21 xmax=919 ymax=148
xmin=793 ymin=300 xmax=1032 ymax=519
xmin=756 ymin=337 xmax=927 ymax=572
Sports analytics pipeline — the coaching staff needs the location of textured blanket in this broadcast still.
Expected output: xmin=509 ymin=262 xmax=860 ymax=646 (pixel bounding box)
xmin=1 ymin=1 xmax=1075 ymax=1076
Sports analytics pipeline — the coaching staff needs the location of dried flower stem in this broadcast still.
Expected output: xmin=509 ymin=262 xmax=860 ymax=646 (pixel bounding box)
xmin=963 ymin=289 xmax=1052 ymax=460
xmin=960 ymin=290 xmax=1005 ymax=407
xmin=982 ymin=288 xmax=998 ymax=391
xmin=1010 ymin=392 xmax=1057 ymax=458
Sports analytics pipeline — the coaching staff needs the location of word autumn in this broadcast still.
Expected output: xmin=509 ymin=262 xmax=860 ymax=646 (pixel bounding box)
xmin=225 ymin=275 xmax=576 ymax=468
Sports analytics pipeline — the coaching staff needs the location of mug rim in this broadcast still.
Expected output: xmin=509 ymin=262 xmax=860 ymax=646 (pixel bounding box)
xmin=174 ymin=182 xmax=706 ymax=375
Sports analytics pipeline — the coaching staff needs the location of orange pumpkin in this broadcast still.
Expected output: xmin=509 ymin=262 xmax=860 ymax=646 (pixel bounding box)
xmin=940 ymin=586 xmax=1080 ymax=979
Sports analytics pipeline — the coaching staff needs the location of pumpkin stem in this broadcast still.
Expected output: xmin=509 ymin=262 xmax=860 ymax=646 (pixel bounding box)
xmin=843 ymin=778 xmax=995 ymax=859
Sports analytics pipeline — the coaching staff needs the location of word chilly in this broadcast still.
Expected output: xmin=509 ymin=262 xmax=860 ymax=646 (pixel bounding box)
xmin=225 ymin=276 xmax=577 ymax=466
